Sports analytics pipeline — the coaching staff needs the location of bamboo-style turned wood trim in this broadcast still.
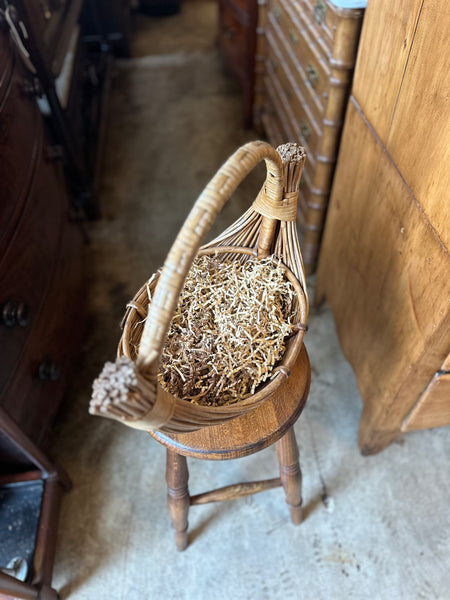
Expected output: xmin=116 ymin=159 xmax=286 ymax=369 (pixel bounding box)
xmin=90 ymin=141 xmax=308 ymax=433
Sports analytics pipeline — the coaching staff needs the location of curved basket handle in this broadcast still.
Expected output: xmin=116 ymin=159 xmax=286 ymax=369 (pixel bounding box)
xmin=137 ymin=140 xmax=284 ymax=370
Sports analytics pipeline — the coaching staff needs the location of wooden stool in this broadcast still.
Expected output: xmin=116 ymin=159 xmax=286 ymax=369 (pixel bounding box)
xmin=150 ymin=344 xmax=311 ymax=550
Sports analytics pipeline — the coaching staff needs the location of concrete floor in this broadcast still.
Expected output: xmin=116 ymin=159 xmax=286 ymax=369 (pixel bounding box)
xmin=50 ymin=2 xmax=450 ymax=599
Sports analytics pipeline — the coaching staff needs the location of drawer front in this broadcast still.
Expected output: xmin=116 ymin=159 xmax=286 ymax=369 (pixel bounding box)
xmin=264 ymin=49 xmax=321 ymax=160
xmin=0 ymin=34 xmax=15 ymax=108
xmin=2 ymin=215 xmax=84 ymax=446
xmin=298 ymin=0 xmax=336 ymax=46
xmin=281 ymin=1 xmax=330 ymax=101
xmin=267 ymin=1 xmax=330 ymax=111
xmin=0 ymin=149 xmax=65 ymax=396
xmin=265 ymin=12 xmax=324 ymax=124
xmin=297 ymin=0 xmax=364 ymax=67
xmin=0 ymin=54 xmax=42 ymax=252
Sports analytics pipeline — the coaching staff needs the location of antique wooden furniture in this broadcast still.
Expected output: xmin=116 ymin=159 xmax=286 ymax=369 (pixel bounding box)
xmin=0 ymin=408 xmax=71 ymax=600
xmin=0 ymin=12 xmax=85 ymax=598
xmin=4 ymin=0 xmax=113 ymax=218
xmin=253 ymin=0 xmax=365 ymax=273
xmin=151 ymin=344 xmax=310 ymax=550
xmin=315 ymin=0 xmax=450 ymax=454
xmin=218 ymin=0 xmax=258 ymax=127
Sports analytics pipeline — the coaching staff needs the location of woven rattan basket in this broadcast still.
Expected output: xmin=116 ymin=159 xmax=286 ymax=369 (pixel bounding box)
xmin=90 ymin=141 xmax=309 ymax=433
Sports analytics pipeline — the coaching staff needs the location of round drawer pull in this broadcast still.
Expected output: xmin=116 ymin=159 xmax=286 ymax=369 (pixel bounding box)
xmin=2 ymin=301 xmax=31 ymax=328
xmin=289 ymin=30 xmax=298 ymax=45
xmin=38 ymin=358 xmax=61 ymax=382
xmin=306 ymin=62 xmax=319 ymax=88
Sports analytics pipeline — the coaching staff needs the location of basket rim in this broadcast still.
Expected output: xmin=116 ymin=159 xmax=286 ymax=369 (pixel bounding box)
xmin=118 ymin=246 xmax=308 ymax=412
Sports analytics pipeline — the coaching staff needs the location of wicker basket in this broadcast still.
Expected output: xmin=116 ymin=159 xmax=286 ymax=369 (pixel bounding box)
xmin=90 ymin=141 xmax=308 ymax=433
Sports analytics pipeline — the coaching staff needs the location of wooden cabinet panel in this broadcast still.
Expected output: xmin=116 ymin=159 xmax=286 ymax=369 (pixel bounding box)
xmin=3 ymin=215 xmax=84 ymax=446
xmin=386 ymin=2 xmax=450 ymax=247
xmin=0 ymin=56 xmax=41 ymax=253
xmin=268 ymin=1 xmax=330 ymax=116
xmin=0 ymin=145 xmax=64 ymax=397
xmin=402 ymin=365 xmax=450 ymax=433
xmin=0 ymin=34 xmax=15 ymax=106
xmin=352 ymin=0 xmax=422 ymax=142
xmin=0 ymin=27 xmax=85 ymax=448
xmin=316 ymin=99 xmax=450 ymax=453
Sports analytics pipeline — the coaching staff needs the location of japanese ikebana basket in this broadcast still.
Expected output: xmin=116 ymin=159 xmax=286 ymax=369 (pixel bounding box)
xmin=90 ymin=141 xmax=309 ymax=433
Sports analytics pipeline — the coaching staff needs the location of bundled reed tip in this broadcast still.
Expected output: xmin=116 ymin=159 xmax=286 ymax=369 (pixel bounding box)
xmin=155 ymin=254 xmax=298 ymax=407
xmin=90 ymin=356 xmax=154 ymax=421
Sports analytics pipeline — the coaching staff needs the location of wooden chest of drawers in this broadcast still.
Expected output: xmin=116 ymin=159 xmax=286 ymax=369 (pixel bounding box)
xmin=0 ymin=18 xmax=86 ymax=597
xmin=0 ymin=29 xmax=85 ymax=448
xmin=254 ymin=0 xmax=364 ymax=273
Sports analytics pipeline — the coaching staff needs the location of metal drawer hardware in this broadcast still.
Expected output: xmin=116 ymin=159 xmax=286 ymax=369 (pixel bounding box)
xmin=269 ymin=57 xmax=278 ymax=72
xmin=289 ymin=30 xmax=298 ymax=45
xmin=273 ymin=5 xmax=281 ymax=22
xmin=2 ymin=300 xmax=30 ymax=328
xmin=38 ymin=358 xmax=61 ymax=382
xmin=314 ymin=0 xmax=327 ymax=24
xmin=306 ymin=62 xmax=319 ymax=87
xmin=300 ymin=120 xmax=311 ymax=142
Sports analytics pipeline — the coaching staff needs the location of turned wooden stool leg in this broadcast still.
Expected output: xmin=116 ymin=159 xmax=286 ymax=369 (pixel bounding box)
xmin=166 ymin=450 xmax=190 ymax=551
xmin=276 ymin=427 xmax=302 ymax=525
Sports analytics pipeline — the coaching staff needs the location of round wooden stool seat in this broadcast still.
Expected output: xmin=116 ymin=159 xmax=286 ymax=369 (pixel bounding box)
xmin=150 ymin=344 xmax=310 ymax=460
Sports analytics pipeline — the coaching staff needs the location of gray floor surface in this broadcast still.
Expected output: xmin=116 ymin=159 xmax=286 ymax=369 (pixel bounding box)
xmin=50 ymin=3 xmax=450 ymax=599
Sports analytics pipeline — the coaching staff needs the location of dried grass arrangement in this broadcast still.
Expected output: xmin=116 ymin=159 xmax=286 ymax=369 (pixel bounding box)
xmin=90 ymin=141 xmax=309 ymax=433
xmin=158 ymin=255 xmax=298 ymax=406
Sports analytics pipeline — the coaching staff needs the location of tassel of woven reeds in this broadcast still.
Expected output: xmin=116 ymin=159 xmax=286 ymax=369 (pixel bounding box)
xmin=201 ymin=143 xmax=308 ymax=310
xmin=89 ymin=141 xmax=308 ymax=433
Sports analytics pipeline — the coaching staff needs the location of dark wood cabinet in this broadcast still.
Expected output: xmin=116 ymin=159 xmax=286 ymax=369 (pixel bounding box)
xmin=0 ymin=13 xmax=85 ymax=597
xmin=218 ymin=0 xmax=258 ymax=127
xmin=3 ymin=0 xmax=115 ymax=219
xmin=0 ymin=30 xmax=85 ymax=448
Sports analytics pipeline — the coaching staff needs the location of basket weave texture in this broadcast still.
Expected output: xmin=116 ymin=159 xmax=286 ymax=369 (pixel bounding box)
xmin=90 ymin=141 xmax=309 ymax=433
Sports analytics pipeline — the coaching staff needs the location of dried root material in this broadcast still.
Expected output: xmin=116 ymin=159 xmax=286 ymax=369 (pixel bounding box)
xmin=156 ymin=255 xmax=297 ymax=406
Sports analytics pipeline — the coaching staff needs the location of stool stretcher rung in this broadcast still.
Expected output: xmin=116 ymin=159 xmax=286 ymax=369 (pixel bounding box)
xmin=190 ymin=477 xmax=282 ymax=505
